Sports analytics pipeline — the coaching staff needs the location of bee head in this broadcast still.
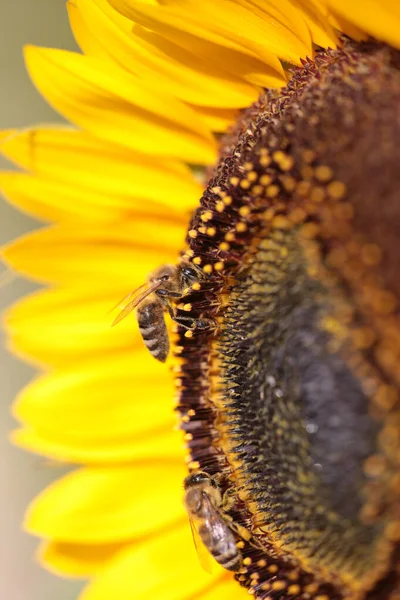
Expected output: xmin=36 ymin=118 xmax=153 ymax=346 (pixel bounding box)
xmin=184 ymin=471 xmax=212 ymax=490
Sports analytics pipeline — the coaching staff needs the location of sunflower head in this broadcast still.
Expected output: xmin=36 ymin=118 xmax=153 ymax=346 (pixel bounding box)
xmin=2 ymin=1 xmax=400 ymax=600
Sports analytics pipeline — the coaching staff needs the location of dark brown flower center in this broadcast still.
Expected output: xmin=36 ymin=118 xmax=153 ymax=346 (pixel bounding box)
xmin=176 ymin=38 xmax=400 ymax=599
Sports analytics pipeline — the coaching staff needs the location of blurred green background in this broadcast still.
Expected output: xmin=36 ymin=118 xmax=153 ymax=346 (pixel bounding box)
xmin=1 ymin=1 xmax=83 ymax=598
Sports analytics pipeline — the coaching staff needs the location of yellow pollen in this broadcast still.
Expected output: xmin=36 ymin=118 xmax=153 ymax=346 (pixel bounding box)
xmin=203 ymin=264 xmax=213 ymax=274
xmin=185 ymin=249 xmax=194 ymax=257
xmin=214 ymin=262 xmax=224 ymax=271
xmin=181 ymin=415 xmax=190 ymax=423
xmin=304 ymin=583 xmax=319 ymax=594
xmin=183 ymin=303 xmax=192 ymax=312
xmin=223 ymin=195 xmax=233 ymax=205
xmin=260 ymin=174 xmax=272 ymax=186
xmin=206 ymin=227 xmax=216 ymax=236
xmin=243 ymin=557 xmax=252 ymax=566
xmin=191 ymin=282 xmax=201 ymax=291
xmin=287 ymin=585 xmax=301 ymax=595
xmin=327 ymin=180 xmax=347 ymax=199
xmin=273 ymin=150 xmax=294 ymax=171
xmin=315 ymin=165 xmax=333 ymax=182
xmin=244 ymin=161 xmax=254 ymax=170
xmin=250 ymin=184 xmax=264 ymax=197
xmin=184 ymin=330 xmax=194 ymax=338
xmin=188 ymin=229 xmax=197 ymax=238
xmin=257 ymin=559 xmax=267 ymax=567
xmin=247 ymin=171 xmax=258 ymax=182
xmin=201 ymin=211 xmax=213 ymax=222
xmin=225 ymin=232 xmax=236 ymax=242
xmin=236 ymin=222 xmax=247 ymax=232
xmin=216 ymin=201 xmax=225 ymax=212
xmin=236 ymin=541 xmax=245 ymax=549
xmin=272 ymin=581 xmax=286 ymax=591
xmin=211 ymin=186 xmax=221 ymax=194
xmin=260 ymin=583 xmax=270 ymax=591
xmin=240 ymin=179 xmax=251 ymax=189
xmin=260 ymin=155 xmax=271 ymax=167
xmin=198 ymin=226 xmax=206 ymax=234
xmin=187 ymin=409 xmax=196 ymax=416
xmin=297 ymin=180 xmax=312 ymax=197
xmin=281 ymin=175 xmax=296 ymax=192
xmin=219 ymin=242 xmax=230 ymax=251
xmin=239 ymin=205 xmax=251 ymax=217
xmin=310 ymin=186 xmax=325 ymax=203
xmin=266 ymin=184 xmax=280 ymax=198
xmin=184 ymin=433 xmax=193 ymax=441
xmin=230 ymin=176 xmax=240 ymax=186
xmin=193 ymin=256 xmax=202 ymax=265
xmin=268 ymin=565 xmax=278 ymax=573
xmin=189 ymin=460 xmax=200 ymax=470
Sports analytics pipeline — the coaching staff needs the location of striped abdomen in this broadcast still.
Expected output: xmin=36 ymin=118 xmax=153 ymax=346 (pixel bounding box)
xmin=198 ymin=519 xmax=242 ymax=571
xmin=137 ymin=298 xmax=169 ymax=362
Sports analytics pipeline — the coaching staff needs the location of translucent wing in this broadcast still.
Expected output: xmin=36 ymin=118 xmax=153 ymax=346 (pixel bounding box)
xmin=111 ymin=280 xmax=163 ymax=326
xmin=188 ymin=515 xmax=215 ymax=575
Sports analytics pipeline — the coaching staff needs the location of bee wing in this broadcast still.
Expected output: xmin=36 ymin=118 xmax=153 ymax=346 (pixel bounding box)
xmin=111 ymin=280 xmax=163 ymax=326
xmin=188 ymin=515 xmax=215 ymax=575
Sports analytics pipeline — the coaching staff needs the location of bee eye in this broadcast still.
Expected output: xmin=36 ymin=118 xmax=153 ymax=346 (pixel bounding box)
xmin=181 ymin=265 xmax=198 ymax=283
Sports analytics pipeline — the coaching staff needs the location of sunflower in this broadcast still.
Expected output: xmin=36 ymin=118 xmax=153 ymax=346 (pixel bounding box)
xmin=2 ymin=1 xmax=400 ymax=599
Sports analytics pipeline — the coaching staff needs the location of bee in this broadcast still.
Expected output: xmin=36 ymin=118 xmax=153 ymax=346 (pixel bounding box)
xmin=184 ymin=471 xmax=243 ymax=572
xmin=112 ymin=261 xmax=211 ymax=362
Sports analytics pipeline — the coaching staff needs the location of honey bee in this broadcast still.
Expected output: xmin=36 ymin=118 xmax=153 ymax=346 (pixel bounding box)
xmin=184 ymin=471 xmax=243 ymax=572
xmin=112 ymin=261 xmax=211 ymax=362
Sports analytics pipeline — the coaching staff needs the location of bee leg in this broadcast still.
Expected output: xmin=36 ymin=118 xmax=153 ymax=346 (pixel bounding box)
xmin=221 ymin=488 xmax=237 ymax=512
xmin=172 ymin=314 xmax=217 ymax=333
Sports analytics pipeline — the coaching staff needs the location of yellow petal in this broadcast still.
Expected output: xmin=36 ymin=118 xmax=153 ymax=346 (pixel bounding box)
xmin=2 ymin=219 xmax=184 ymax=285
xmin=326 ymin=0 xmax=400 ymax=49
xmin=38 ymin=540 xmax=130 ymax=577
xmin=192 ymin=106 xmax=238 ymax=133
xmin=4 ymin=288 xmax=147 ymax=367
xmin=115 ymin=5 xmax=286 ymax=88
xmin=69 ymin=0 xmax=261 ymax=109
xmin=79 ymin=523 xmax=225 ymax=600
xmin=13 ymin=426 xmax=183 ymax=463
xmin=0 ymin=127 xmax=201 ymax=215
xmin=110 ymin=0 xmax=309 ymax=66
xmin=199 ymin=577 xmax=245 ymax=599
xmin=25 ymin=463 xmax=186 ymax=543
xmin=24 ymin=46 xmax=217 ymax=164
xmin=14 ymin=356 xmax=174 ymax=437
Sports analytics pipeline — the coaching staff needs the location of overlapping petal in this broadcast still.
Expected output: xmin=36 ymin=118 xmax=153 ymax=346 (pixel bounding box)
xmin=24 ymin=46 xmax=217 ymax=163
xmin=25 ymin=463 xmax=185 ymax=543
xmin=79 ymin=523 xmax=227 ymax=600
xmin=0 ymin=127 xmax=201 ymax=222
xmin=326 ymin=0 xmax=400 ymax=49
xmin=68 ymin=0 xmax=261 ymax=109
xmin=2 ymin=219 xmax=184 ymax=285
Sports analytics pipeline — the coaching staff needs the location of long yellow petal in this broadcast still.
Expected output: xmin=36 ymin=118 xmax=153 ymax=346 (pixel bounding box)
xmin=68 ymin=0 xmax=261 ymax=109
xmin=25 ymin=464 xmax=186 ymax=543
xmin=110 ymin=0 xmax=310 ymax=65
xmin=110 ymin=3 xmax=286 ymax=88
xmin=13 ymin=426 xmax=183 ymax=463
xmin=24 ymin=46 xmax=217 ymax=163
xmin=79 ymin=523 xmax=225 ymax=600
xmin=2 ymin=220 xmax=184 ymax=285
xmin=326 ymin=0 xmax=400 ymax=49
xmin=38 ymin=540 xmax=131 ymax=577
xmin=14 ymin=360 xmax=174 ymax=436
xmin=4 ymin=288 xmax=148 ymax=367
xmin=0 ymin=127 xmax=201 ymax=215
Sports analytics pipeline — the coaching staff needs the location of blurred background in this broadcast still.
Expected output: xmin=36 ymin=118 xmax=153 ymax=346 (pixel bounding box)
xmin=1 ymin=1 xmax=83 ymax=598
